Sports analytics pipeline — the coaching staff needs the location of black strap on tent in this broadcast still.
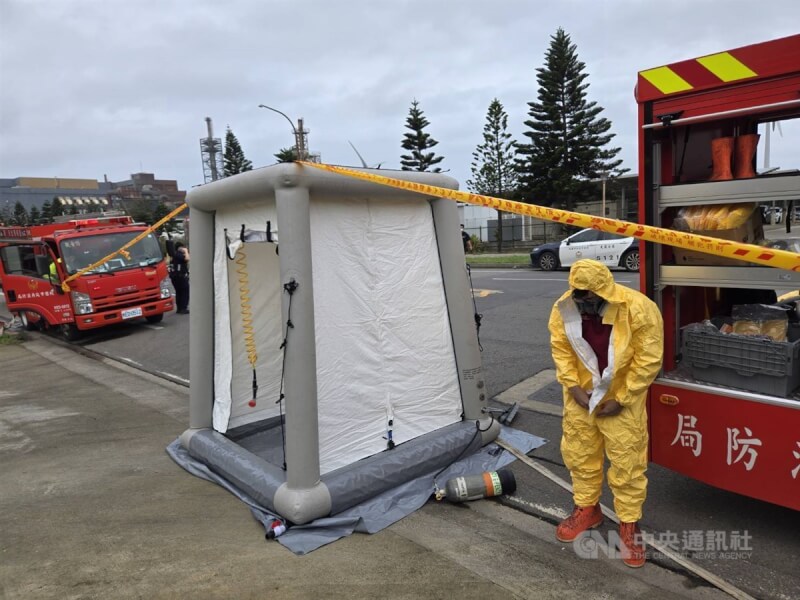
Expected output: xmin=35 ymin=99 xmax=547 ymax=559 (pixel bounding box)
xmin=385 ymin=418 xmax=395 ymax=450
xmin=225 ymin=222 xmax=278 ymax=260
xmin=275 ymin=278 xmax=298 ymax=471
xmin=466 ymin=264 xmax=483 ymax=351
xmin=224 ymin=228 xmax=233 ymax=260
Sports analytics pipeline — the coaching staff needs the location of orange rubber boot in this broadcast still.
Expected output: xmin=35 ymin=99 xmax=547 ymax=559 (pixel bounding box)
xmin=619 ymin=522 xmax=646 ymax=568
xmin=555 ymin=505 xmax=603 ymax=542
xmin=734 ymin=133 xmax=760 ymax=179
xmin=709 ymin=136 xmax=734 ymax=181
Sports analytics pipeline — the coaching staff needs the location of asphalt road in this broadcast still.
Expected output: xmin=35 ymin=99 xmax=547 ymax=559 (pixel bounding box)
xmin=3 ymin=269 xmax=799 ymax=599
xmin=467 ymin=268 xmax=640 ymax=399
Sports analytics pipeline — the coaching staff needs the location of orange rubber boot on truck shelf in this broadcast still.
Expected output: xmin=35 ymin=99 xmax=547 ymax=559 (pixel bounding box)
xmin=555 ymin=505 xmax=603 ymax=542
xmin=619 ymin=522 xmax=646 ymax=568
xmin=734 ymin=133 xmax=760 ymax=179
xmin=709 ymin=136 xmax=734 ymax=181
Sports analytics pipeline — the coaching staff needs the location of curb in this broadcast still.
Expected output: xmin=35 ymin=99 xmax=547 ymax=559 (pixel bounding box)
xmin=467 ymin=263 xmax=534 ymax=270
xmin=23 ymin=330 xmax=190 ymax=388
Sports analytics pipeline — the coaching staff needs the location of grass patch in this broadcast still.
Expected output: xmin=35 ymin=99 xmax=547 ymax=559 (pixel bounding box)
xmin=0 ymin=333 xmax=23 ymax=345
xmin=466 ymin=254 xmax=531 ymax=265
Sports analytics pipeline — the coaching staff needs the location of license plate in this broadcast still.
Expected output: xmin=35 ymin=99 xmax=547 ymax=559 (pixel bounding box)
xmin=121 ymin=307 xmax=143 ymax=320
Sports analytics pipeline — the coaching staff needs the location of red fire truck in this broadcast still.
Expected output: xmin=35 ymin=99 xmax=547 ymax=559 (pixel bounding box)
xmin=0 ymin=215 xmax=174 ymax=340
xmin=637 ymin=34 xmax=800 ymax=510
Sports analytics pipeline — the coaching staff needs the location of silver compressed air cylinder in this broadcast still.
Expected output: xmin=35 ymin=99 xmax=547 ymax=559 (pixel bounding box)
xmin=443 ymin=469 xmax=517 ymax=503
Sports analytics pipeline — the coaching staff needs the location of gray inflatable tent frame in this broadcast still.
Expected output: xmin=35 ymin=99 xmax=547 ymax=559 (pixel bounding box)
xmin=180 ymin=163 xmax=500 ymax=525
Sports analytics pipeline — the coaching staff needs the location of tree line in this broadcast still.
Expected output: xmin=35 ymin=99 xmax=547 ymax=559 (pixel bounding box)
xmin=223 ymin=29 xmax=626 ymax=252
xmin=0 ymin=197 xmax=179 ymax=232
xmin=0 ymin=198 xmax=75 ymax=227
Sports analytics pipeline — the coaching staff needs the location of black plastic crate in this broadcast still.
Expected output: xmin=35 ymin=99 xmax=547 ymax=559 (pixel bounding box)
xmin=681 ymin=325 xmax=800 ymax=397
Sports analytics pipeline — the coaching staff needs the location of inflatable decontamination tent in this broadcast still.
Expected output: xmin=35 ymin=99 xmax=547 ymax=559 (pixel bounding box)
xmin=179 ymin=163 xmax=499 ymax=525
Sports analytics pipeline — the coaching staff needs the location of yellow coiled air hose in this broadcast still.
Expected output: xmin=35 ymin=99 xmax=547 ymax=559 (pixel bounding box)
xmin=235 ymin=248 xmax=259 ymax=407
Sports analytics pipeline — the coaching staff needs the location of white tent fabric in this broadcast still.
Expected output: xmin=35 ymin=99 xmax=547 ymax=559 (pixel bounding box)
xmin=310 ymin=197 xmax=462 ymax=473
xmin=213 ymin=196 xmax=462 ymax=474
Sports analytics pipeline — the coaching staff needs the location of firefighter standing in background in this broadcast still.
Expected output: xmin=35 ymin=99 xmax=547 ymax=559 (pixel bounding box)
xmin=166 ymin=236 xmax=190 ymax=314
xmin=548 ymin=259 xmax=663 ymax=568
xmin=461 ymin=224 xmax=472 ymax=253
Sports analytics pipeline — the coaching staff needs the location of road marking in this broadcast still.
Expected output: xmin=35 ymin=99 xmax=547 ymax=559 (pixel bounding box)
xmin=143 ymin=324 xmax=164 ymax=330
xmin=494 ymin=369 xmax=563 ymax=417
xmin=472 ymin=289 xmax=503 ymax=297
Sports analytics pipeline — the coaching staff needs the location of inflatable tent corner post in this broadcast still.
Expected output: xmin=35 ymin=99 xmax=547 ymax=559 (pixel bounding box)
xmin=179 ymin=164 xmax=499 ymax=525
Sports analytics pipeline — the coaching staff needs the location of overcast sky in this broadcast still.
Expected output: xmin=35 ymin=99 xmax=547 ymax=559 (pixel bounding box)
xmin=1 ymin=0 xmax=798 ymax=193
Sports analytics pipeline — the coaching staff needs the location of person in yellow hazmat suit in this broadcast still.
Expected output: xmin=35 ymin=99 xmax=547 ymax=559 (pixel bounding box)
xmin=548 ymin=259 xmax=663 ymax=568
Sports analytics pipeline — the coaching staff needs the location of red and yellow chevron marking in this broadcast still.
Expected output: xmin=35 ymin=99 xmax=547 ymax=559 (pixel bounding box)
xmin=640 ymin=51 xmax=756 ymax=96
xmin=637 ymin=35 xmax=800 ymax=101
xmin=299 ymin=162 xmax=800 ymax=272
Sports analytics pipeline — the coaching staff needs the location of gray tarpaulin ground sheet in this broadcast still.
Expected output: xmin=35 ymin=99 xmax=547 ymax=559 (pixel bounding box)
xmin=167 ymin=426 xmax=546 ymax=555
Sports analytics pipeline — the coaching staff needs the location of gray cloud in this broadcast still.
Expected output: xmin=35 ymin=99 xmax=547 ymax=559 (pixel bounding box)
xmin=1 ymin=0 xmax=798 ymax=191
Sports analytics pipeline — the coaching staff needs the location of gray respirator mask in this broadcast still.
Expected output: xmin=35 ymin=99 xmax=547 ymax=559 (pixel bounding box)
xmin=572 ymin=290 xmax=606 ymax=316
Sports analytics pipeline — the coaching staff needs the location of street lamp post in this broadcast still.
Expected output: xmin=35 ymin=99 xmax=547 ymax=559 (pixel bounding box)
xmin=258 ymin=104 xmax=307 ymax=160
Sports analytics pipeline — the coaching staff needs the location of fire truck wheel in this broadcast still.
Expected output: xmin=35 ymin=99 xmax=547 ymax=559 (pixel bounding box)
xmin=20 ymin=312 xmax=40 ymax=331
xmin=60 ymin=323 xmax=82 ymax=342
xmin=146 ymin=314 xmax=164 ymax=324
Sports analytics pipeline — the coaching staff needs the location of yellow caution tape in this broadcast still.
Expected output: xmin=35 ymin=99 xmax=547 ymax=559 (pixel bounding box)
xmin=298 ymin=162 xmax=800 ymax=273
xmin=61 ymin=202 xmax=188 ymax=292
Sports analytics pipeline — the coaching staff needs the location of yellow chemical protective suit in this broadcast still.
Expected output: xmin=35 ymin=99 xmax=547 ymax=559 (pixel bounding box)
xmin=548 ymin=259 xmax=663 ymax=522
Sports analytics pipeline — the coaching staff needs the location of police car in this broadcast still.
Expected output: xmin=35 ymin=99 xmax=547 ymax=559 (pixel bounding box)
xmin=530 ymin=228 xmax=639 ymax=271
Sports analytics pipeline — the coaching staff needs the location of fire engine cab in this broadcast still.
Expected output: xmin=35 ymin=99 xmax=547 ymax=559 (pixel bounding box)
xmin=637 ymin=34 xmax=800 ymax=510
xmin=0 ymin=214 xmax=174 ymax=340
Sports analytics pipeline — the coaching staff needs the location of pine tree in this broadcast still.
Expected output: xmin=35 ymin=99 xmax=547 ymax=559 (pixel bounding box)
xmin=51 ymin=197 xmax=65 ymax=218
xmin=29 ymin=206 xmax=41 ymax=224
xmin=468 ymin=99 xmax=519 ymax=252
xmin=127 ymin=199 xmax=153 ymax=224
xmin=274 ymin=147 xmax=297 ymax=163
xmin=224 ymin=126 xmax=254 ymax=176
xmin=13 ymin=201 xmax=28 ymax=225
xmin=152 ymin=202 xmax=174 ymax=233
xmin=517 ymin=28 xmax=626 ymax=211
xmin=41 ymin=200 xmax=53 ymax=223
xmin=0 ymin=203 xmax=11 ymax=225
xmin=400 ymin=99 xmax=444 ymax=172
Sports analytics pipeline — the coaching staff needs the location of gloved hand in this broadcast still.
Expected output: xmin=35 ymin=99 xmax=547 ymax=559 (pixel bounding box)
xmin=596 ymin=399 xmax=623 ymax=417
xmin=569 ymin=386 xmax=591 ymax=410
